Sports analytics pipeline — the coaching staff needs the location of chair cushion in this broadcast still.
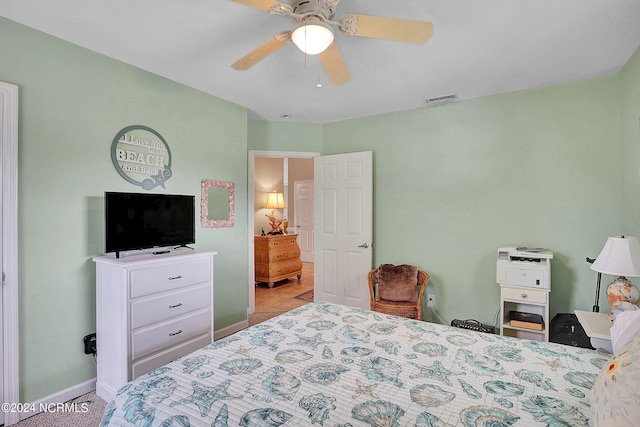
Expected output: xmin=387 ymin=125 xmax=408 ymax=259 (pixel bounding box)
xmin=377 ymin=264 xmax=418 ymax=303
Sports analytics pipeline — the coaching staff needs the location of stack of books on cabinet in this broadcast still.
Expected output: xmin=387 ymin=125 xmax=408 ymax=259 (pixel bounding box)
xmin=509 ymin=311 xmax=544 ymax=331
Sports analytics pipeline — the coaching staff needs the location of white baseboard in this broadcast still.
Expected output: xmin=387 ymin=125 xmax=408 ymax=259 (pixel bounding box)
xmin=14 ymin=321 xmax=249 ymax=424
xmin=214 ymin=319 xmax=248 ymax=340
xmin=18 ymin=378 xmax=97 ymax=423
xmin=429 ymin=307 xmax=448 ymax=325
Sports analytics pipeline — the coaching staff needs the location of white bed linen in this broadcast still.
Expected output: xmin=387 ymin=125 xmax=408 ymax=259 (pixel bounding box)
xmin=100 ymin=302 xmax=605 ymax=426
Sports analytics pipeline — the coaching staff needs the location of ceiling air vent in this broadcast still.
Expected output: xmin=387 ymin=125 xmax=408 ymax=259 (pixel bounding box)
xmin=425 ymin=94 xmax=457 ymax=106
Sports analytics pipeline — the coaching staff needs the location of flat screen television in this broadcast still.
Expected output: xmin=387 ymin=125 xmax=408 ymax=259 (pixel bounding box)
xmin=105 ymin=191 xmax=195 ymax=258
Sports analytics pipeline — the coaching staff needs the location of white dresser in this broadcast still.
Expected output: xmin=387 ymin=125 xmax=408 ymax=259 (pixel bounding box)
xmin=93 ymin=250 xmax=216 ymax=401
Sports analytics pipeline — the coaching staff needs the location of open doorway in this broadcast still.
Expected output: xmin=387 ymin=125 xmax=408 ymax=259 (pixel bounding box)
xmin=247 ymin=151 xmax=319 ymax=316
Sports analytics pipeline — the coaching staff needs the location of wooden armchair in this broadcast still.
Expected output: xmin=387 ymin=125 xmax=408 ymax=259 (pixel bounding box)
xmin=368 ymin=264 xmax=430 ymax=320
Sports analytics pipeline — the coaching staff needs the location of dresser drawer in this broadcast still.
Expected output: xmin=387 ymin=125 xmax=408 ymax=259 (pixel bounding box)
xmin=131 ymin=309 xmax=211 ymax=360
xmin=255 ymin=260 xmax=301 ymax=279
xmin=131 ymin=334 xmax=211 ymax=380
xmin=268 ymin=236 xmax=298 ymax=248
xmin=262 ymin=259 xmax=302 ymax=277
xmin=501 ymin=287 xmax=548 ymax=304
xmin=255 ymin=246 xmax=300 ymax=264
xmin=130 ymin=259 xmax=210 ymax=298
xmin=255 ymin=235 xmax=298 ymax=250
xmin=130 ymin=283 xmax=210 ymax=329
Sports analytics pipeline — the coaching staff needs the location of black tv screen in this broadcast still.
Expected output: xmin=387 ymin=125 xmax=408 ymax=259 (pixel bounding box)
xmin=105 ymin=192 xmax=195 ymax=256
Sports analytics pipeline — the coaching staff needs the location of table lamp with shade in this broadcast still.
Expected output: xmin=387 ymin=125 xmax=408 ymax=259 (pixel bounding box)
xmin=590 ymin=235 xmax=640 ymax=319
xmin=263 ymin=191 xmax=286 ymax=234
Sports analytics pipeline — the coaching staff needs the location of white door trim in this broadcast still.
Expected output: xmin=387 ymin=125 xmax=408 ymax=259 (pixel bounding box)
xmin=1 ymin=81 xmax=20 ymax=426
xmin=247 ymin=150 xmax=320 ymax=315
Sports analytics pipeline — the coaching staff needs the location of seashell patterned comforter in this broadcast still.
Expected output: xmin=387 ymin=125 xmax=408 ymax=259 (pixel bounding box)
xmin=100 ymin=302 xmax=605 ymax=426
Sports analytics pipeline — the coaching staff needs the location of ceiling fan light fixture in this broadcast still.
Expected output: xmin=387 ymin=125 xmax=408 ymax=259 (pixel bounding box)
xmin=291 ymin=18 xmax=334 ymax=55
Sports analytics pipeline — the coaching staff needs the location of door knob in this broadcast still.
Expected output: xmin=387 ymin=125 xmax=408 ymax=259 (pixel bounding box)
xmin=358 ymin=243 xmax=369 ymax=248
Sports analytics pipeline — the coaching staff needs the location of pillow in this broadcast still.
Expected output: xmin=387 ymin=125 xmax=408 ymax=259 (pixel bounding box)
xmin=610 ymin=309 xmax=640 ymax=354
xmin=589 ymin=328 xmax=640 ymax=426
xmin=377 ymin=264 xmax=418 ymax=303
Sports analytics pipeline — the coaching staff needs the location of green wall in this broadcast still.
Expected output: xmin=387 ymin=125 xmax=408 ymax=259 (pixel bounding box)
xmin=2 ymin=13 xmax=638 ymax=408
xmin=246 ymin=66 xmax=628 ymax=326
xmin=621 ymin=46 xmax=640 ymax=234
xmin=0 ymin=17 xmax=249 ymax=403
xmin=248 ymin=50 xmax=640 ymax=326
xmin=248 ymin=120 xmax=324 ymax=152
xmin=323 ymin=76 xmax=623 ymax=324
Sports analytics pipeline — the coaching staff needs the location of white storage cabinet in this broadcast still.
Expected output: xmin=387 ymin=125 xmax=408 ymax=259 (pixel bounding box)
xmin=500 ymin=284 xmax=550 ymax=341
xmin=93 ymin=251 xmax=216 ymax=401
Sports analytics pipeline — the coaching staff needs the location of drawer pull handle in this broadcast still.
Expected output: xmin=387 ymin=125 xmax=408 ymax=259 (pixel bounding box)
xmin=169 ymin=329 xmax=183 ymax=337
xmin=521 ymin=293 xmax=527 ymax=298
xmin=169 ymin=303 xmax=183 ymax=309
xmin=168 ymin=275 xmax=183 ymax=281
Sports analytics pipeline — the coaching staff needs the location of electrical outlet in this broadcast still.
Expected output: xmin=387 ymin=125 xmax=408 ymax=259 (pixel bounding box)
xmin=83 ymin=333 xmax=96 ymax=355
xmin=427 ymin=294 xmax=436 ymax=307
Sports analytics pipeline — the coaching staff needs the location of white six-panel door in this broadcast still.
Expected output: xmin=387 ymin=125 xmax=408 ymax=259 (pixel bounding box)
xmin=294 ymin=180 xmax=314 ymax=262
xmin=314 ymin=151 xmax=372 ymax=309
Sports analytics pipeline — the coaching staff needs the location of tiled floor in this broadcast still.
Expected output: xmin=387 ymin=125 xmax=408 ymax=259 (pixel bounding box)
xmin=254 ymin=262 xmax=314 ymax=312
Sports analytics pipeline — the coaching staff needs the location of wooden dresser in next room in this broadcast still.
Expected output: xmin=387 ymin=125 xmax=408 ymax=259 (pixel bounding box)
xmin=254 ymin=234 xmax=302 ymax=288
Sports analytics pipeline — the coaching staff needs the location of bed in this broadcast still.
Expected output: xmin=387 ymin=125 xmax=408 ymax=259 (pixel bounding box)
xmin=99 ymin=301 xmax=638 ymax=426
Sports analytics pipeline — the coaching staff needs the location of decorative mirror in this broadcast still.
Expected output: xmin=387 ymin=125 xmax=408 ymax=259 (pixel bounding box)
xmin=201 ymin=179 xmax=235 ymax=228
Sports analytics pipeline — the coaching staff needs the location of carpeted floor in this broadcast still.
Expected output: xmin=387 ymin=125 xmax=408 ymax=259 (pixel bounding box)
xmin=13 ymin=311 xmax=277 ymax=427
xmin=15 ymin=300 xmax=303 ymax=425
xmin=12 ymin=390 xmax=107 ymax=427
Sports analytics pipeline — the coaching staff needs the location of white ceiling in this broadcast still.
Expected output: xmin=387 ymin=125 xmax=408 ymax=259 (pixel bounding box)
xmin=1 ymin=0 xmax=639 ymax=123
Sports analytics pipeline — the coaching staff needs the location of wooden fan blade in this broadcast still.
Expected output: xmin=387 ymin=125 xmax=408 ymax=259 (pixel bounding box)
xmin=231 ymin=32 xmax=290 ymax=70
xmin=339 ymin=14 xmax=434 ymax=44
xmin=231 ymin=0 xmax=287 ymax=12
xmin=318 ymin=42 xmax=351 ymax=85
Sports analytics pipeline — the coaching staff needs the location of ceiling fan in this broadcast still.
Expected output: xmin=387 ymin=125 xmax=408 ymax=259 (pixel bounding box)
xmin=231 ymin=0 xmax=434 ymax=85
